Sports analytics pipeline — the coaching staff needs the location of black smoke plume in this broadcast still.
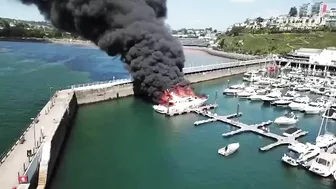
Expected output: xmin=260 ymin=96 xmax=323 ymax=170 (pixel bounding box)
xmin=19 ymin=0 xmax=189 ymax=103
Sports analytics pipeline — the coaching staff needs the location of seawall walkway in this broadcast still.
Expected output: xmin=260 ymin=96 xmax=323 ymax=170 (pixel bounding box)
xmin=0 ymin=90 xmax=73 ymax=188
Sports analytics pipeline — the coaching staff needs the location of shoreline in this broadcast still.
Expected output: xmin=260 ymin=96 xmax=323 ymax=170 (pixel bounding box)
xmin=0 ymin=37 xmax=256 ymax=60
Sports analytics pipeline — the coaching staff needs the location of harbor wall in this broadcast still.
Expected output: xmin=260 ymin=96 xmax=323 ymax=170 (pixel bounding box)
xmin=75 ymin=84 xmax=134 ymax=105
xmin=184 ymin=46 xmax=258 ymax=60
xmin=74 ymin=62 xmax=265 ymax=105
xmin=45 ymin=92 xmax=78 ymax=186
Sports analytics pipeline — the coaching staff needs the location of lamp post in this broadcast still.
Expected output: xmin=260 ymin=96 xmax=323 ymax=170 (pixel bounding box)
xmin=49 ymin=87 xmax=53 ymax=99
xmin=30 ymin=118 xmax=36 ymax=151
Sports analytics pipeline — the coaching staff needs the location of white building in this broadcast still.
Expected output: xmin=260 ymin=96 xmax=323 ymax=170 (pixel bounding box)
xmin=309 ymin=48 xmax=336 ymax=66
xmin=325 ymin=8 xmax=336 ymax=27
xmin=299 ymin=3 xmax=312 ymax=17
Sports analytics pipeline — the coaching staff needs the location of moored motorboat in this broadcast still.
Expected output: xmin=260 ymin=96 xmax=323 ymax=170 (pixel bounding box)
xmin=297 ymin=144 xmax=320 ymax=167
xmin=309 ymin=153 xmax=336 ymax=177
xmin=288 ymin=96 xmax=310 ymax=111
xmin=304 ymin=106 xmax=324 ymax=115
xmin=315 ymin=133 xmax=336 ymax=148
xmin=249 ymin=89 xmax=269 ymax=101
xmin=288 ymin=142 xmax=311 ymax=154
xmin=274 ymin=112 xmax=298 ymax=125
xmin=261 ymin=90 xmax=281 ymax=103
xmin=282 ymin=90 xmax=300 ymax=100
xmin=237 ymin=87 xmax=256 ymax=99
xmin=218 ymin=143 xmax=240 ymax=156
xmin=295 ymin=84 xmax=311 ymax=92
xmin=271 ymin=98 xmax=292 ymax=107
xmin=322 ymin=107 xmax=336 ymax=120
xmin=281 ymin=150 xmax=300 ymax=166
xmin=223 ymin=84 xmax=245 ymax=96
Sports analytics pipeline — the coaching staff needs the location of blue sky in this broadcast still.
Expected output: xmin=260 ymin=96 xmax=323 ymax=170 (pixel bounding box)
xmin=1 ymin=0 xmax=335 ymax=30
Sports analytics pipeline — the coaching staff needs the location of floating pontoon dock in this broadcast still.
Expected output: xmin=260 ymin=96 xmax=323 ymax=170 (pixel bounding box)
xmin=169 ymin=104 xmax=309 ymax=152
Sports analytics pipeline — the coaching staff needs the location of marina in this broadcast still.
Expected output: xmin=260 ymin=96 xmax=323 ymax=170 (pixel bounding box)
xmin=153 ymin=63 xmax=336 ymax=182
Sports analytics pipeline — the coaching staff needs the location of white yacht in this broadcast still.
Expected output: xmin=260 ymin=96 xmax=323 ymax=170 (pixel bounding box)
xmin=288 ymin=142 xmax=312 ymax=154
xmin=316 ymin=133 xmax=336 ymax=148
xmin=236 ymin=87 xmax=256 ymax=99
xmin=261 ymin=90 xmax=282 ymax=103
xmin=303 ymin=98 xmax=328 ymax=115
xmin=295 ymin=84 xmax=311 ymax=92
xmin=324 ymin=91 xmax=336 ymax=98
xmin=274 ymin=112 xmax=298 ymax=125
xmin=297 ymin=144 xmax=320 ymax=167
xmin=218 ymin=143 xmax=240 ymax=156
xmin=322 ymin=107 xmax=336 ymax=120
xmin=288 ymin=96 xmax=310 ymax=111
xmin=271 ymin=98 xmax=292 ymax=107
xmin=243 ymin=72 xmax=260 ymax=82
xmin=249 ymin=89 xmax=269 ymax=101
xmin=223 ymin=84 xmax=245 ymax=96
xmin=311 ymin=87 xmax=327 ymax=95
xmin=281 ymin=150 xmax=300 ymax=166
xmin=333 ymin=170 xmax=336 ymax=180
xmin=282 ymin=90 xmax=300 ymax=100
xmin=309 ymin=153 xmax=336 ymax=177
xmin=153 ymin=92 xmax=208 ymax=114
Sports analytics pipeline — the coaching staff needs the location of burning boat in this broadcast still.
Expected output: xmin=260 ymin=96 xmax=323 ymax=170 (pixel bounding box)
xmin=153 ymin=86 xmax=208 ymax=114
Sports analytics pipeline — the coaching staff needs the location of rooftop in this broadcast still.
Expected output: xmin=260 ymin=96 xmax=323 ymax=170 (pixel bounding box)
xmin=295 ymin=48 xmax=323 ymax=54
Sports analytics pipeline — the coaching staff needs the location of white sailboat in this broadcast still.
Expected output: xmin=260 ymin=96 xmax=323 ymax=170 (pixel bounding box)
xmin=315 ymin=111 xmax=336 ymax=148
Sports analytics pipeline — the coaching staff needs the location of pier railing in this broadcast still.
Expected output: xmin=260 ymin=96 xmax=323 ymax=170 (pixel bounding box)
xmin=67 ymin=78 xmax=133 ymax=90
xmin=182 ymin=58 xmax=272 ymax=73
xmin=0 ymin=119 xmax=38 ymax=166
xmin=66 ymin=58 xmax=273 ymax=90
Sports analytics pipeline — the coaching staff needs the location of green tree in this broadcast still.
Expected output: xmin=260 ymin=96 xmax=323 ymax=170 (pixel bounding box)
xmin=289 ymin=7 xmax=298 ymax=17
xmin=256 ymin=17 xmax=264 ymax=23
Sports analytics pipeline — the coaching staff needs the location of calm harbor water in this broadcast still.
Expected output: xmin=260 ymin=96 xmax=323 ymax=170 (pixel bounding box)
xmin=1 ymin=41 xmax=335 ymax=189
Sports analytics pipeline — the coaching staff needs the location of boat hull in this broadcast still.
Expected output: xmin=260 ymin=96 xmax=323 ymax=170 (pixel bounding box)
xmin=218 ymin=143 xmax=240 ymax=156
xmin=281 ymin=155 xmax=298 ymax=166
xmin=274 ymin=118 xmax=298 ymax=125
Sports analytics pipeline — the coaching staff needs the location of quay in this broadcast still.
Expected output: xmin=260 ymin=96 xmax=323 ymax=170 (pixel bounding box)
xmin=0 ymin=58 xmax=273 ymax=189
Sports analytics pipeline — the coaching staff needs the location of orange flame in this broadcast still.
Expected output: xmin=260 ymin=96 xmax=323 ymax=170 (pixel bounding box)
xmin=159 ymin=85 xmax=207 ymax=105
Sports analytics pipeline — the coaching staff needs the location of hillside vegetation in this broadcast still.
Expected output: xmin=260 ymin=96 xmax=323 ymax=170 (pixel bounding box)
xmin=217 ymin=32 xmax=336 ymax=55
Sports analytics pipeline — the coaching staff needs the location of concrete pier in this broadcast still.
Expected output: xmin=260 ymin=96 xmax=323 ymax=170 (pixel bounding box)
xmin=0 ymin=58 xmax=274 ymax=188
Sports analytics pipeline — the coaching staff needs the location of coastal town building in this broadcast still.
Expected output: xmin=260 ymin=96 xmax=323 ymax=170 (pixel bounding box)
xmin=226 ymin=1 xmax=336 ymax=32
xmin=285 ymin=47 xmax=336 ymax=66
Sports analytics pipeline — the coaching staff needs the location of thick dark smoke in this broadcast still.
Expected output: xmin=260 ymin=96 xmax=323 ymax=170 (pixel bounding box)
xmin=19 ymin=0 xmax=189 ymax=103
